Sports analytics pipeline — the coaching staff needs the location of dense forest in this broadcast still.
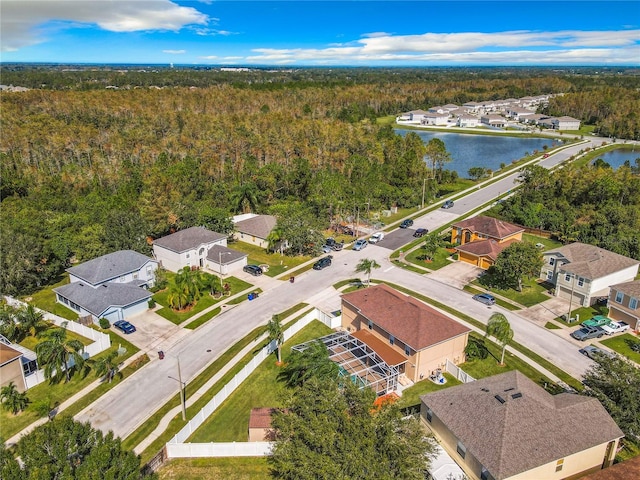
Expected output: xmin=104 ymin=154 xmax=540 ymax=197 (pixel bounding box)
xmin=1 ymin=67 xmax=640 ymax=296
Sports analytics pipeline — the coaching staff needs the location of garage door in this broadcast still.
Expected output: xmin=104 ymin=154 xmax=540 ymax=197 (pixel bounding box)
xmin=558 ymin=287 xmax=585 ymax=306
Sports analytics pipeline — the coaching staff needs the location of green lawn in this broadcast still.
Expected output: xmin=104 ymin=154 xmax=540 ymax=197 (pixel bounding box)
xmin=188 ymin=321 xmax=332 ymax=443
xmin=555 ymin=305 xmax=607 ymax=326
xmin=157 ymin=457 xmax=270 ymax=480
xmin=22 ymin=274 xmax=78 ymax=321
xmin=153 ymin=276 xmax=253 ymax=324
xmin=463 ymin=285 xmax=521 ymax=311
xmin=545 ymin=322 xmax=561 ymax=330
xmin=397 ymin=373 xmax=461 ymax=410
xmin=522 ymin=234 xmax=562 ymax=250
xmin=600 ymin=334 xmax=640 ymax=363
xmin=227 ymin=241 xmax=311 ymax=277
xmin=406 ymin=247 xmax=456 ymax=271
xmin=474 ymin=277 xmax=550 ymax=307
xmin=19 ymin=326 xmax=93 ymax=351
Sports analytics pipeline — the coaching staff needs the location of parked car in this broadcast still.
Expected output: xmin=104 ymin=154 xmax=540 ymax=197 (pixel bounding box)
xmin=243 ymin=264 xmax=263 ymax=276
xmin=413 ymin=228 xmax=428 ymax=237
xmin=113 ymin=320 xmax=136 ymax=334
xmin=441 ymin=200 xmax=454 ymax=209
xmin=353 ymin=239 xmax=368 ymax=251
xmin=399 ymin=219 xmax=414 ymax=228
xmin=313 ymin=256 xmax=332 ymax=270
xmin=325 ymin=237 xmax=336 ymax=247
xmin=579 ymin=345 xmax=616 ymax=360
xmin=601 ymin=321 xmax=630 ymax=335
xmin=571 ymin=325 xmax=605 ymax=341
xmin=331 ymin=241 xmax=344 ymax=252
xmin=369 ymin=232 xmax=385 ymax=244
xmin=322 ymin=244 xmax=333 ymax=253
xmin=582 ymin=315 xmax=611 ymax=327
xmin=472 ymin=293 xmax=496 ymax=305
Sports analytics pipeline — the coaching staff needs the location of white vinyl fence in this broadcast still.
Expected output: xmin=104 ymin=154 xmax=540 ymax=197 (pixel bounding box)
xmin=4 ymin=296 xmax=111 ymax=389
xmin=445 ymin=359 xmax=475 ymax=384
xmin=166 ymin=308 xmax=338 ymax=458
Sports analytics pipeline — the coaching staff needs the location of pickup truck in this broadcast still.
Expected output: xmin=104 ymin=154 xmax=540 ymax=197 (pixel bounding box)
xmin=601 ymin=321 xmax=630 ymax=335
xmin=571 ymin=325 xmax=605 ymax=341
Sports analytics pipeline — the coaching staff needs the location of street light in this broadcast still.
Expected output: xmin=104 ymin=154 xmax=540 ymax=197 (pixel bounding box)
xmin=168 ymin=357 xmax=187 ymax=421
xmin=218 ymin=251 xmax=232 ymax=291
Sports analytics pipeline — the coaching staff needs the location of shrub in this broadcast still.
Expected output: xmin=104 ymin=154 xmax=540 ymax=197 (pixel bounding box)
xmin=464 ymin=337 xmax=489 ymax=360
xmin=98 ymin=318 xmax=110 ymax=329
xmin=148 ymin=298 xmax=156 ymax=309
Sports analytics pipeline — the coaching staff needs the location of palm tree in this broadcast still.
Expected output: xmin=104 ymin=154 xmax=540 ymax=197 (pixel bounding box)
xmin=231 ymin=182 xmax=260 ymax=214
xmin=485 ymin=313 xmax=514 ymax=365
xmin=267 ymin=315 xmax=284 ymax=364
xmin=354 ymin=258 xmax=381 ymax=286
xmin=0 ymin=381 xmax=29 ymax=415
xmin=36 ymin=322 xmax=85 ymax=382
xmin=91 ymin=350 xmax=122 ymax=383
xmin=17 ymin=304 xmax=48 ymax=338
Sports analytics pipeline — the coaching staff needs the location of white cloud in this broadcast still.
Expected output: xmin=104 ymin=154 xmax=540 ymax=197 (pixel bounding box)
xmin=1 ymin=0 xmax=208 ymax=51
xmin=199 ymin=55 xmax=218 ymax=60
xmin=163 ymin=50 xmax=186 ymax=54
xmin=245 ymin=30 xmax=640 ymax=65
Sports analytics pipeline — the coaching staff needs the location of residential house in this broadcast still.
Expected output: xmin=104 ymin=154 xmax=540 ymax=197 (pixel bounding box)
xmin=541 ymin=243 xmax=640 ymax=307
xmin=408 ymin=109 xmax=429 ymax=123
xmin=54 ymin=250 xmax=158 ymax=323
xmin=153 ymin=226 xmax=227 ymax=272
xmin=0 ymin=342 xmax=27 ymax=392
xmin=205 ymin=244 xmax=248 ymax=276
xmin=422 ymin=112 xmax=450 ymax=126
xmin=552 ymin=116 xmax=581 ymax=130
xmin=480 ymin=115 xmax=506 ymax=128
xmin=341 ymin=284 xmax=470 ymax=383
xmin=607 ymin=280 xmax=640 ymax=332
xmin=421 ymin=371 xmax=624 ymax=480
xmin=505 ymin=107 xmax=535 ymax=122
xmin=579 ymin=455 xmax=640 ymax=480
xmin=457 ymin=115 xmax=479 ymax=128
xmin=451 ymin=216 xmax=524 ymax=269
xmin=233 ymin=214 xmax=278 ymax=249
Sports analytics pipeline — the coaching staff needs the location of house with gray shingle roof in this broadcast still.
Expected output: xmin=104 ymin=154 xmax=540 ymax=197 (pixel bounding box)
xmin=233 ymin=214 xmax=277 ymax=249
xmin=153 ymin=226 xmax=227 ymax=272
xmin=205 ymin=244 xmax=248 ymax=276
xmin=607 ymin=280 xmax=640 ymax=332
xmin=540 ymin=243 xmax=639 ymax=307
xmin=54 ymin=250 xmax=158 ymax=323
xmin=421 ymin=371 xmax=623 ymax=480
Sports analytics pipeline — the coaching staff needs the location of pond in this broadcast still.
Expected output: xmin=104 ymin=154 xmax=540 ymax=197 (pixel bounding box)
xmin=592 ymin=147 xmax=640 ymax=169
xmin=396 ymin=129 xmax=562 ymax=178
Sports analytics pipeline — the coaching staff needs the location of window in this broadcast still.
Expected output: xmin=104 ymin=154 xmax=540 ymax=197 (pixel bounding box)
xmin=186 ymin=253 xmax=190 ymax=259
xmin=555 ymin=459 xmax=564 ymax=472
xmin=549 ymin=258 xmax=555 ymax=266
xmin=577 ymin=277 xmax=584 ymax=287
xmin=565 ymin=273 xmax=571 ymax=282
xmin=389 ymin=335 xmax=395 ymax=346
xmin=426 ymin=408 xmax=433 ymax=423
xmin=368 ymin=321 xmax=373 ymax=330
xmin=404 ymin=345 xmax=411 ymax=356
xmin=456 ymin=441 xmax=466 ymax=459
xmin=546 ymin=270 xmax=553 ymax=280
xmin=630 ymin=298 xmax=638 ymax=310
xmin=615 ymin=291 xmax=624 ymax=304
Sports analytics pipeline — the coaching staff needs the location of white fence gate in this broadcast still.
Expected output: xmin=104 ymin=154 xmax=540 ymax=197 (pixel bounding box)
xmin=445 ymin=359 xmax=475 ymax=384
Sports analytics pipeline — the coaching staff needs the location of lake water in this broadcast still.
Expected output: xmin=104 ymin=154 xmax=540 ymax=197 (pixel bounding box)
xmin=592 ymin=148 xmax=640 ymax=169
xmin=396 ymin=129 xmax=561 ymax=177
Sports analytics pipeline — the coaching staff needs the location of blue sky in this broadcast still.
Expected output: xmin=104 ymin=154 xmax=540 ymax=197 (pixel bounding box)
xmin=2 ymin=1 xmax=639 ymax=66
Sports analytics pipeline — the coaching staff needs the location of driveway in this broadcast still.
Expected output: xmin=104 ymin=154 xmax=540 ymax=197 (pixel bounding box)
xmin=118 ymin=308 xmax=190 ymax=353
xmin=519 ymin=297 xmax=571 ymax=327
xmin=427 ymin=261 xmax=482 ymax=290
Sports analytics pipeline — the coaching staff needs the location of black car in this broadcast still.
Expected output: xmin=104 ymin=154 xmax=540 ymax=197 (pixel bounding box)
xmin=313 ymin=256 xmax=332 ymax=270
xmin=441 ymin=200 xmax=454 ymax=209
xmin=413 ymin=228 xmax=428 ymax=237
xmin=325 ymin=237 xmax=336 ymax=247
xmin=400 ymin=219 xmax=414 ymax=228
xmin=113 ymin=320 xmax=136 ymax=334
xmin=243 ymin=264 xmax=263 ymax=276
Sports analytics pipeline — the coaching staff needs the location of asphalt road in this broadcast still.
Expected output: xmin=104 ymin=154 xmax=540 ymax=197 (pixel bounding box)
xmin=76 ymin=139 xmax=604 ymax=439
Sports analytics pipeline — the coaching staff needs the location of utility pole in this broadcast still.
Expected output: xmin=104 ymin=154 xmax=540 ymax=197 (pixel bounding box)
xmin=567 ymin=272 xmax=577 ymax=323
xmin=168 ymin=357 xmax=187 ymax=421
xmin=421 ymin=178 xmax=427 ymax=209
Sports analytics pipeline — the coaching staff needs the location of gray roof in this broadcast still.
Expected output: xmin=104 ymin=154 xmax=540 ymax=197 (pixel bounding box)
xmin=67 ymin=250 xmax=156 ymax=286
xmin=54 ymin=282 xmax=151 ymax=317
xmin=421 ymin=371 xmax=623 ymax=480
xmin=206 ymin=245 xmax=248 ymax=264
xmin=234 ymin=215 xmax=277 ymax=240
xmin=610 ymin=280 xmax=640 ymax=298
xmin=546 ymin=242 xmax=639 ymax=280
xmin=153 ymin=226 xmax=226 ymax=253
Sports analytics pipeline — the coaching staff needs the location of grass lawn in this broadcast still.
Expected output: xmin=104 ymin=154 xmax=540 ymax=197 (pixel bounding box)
xmin=1 ymin=329 xmax=139 ymax=440
xmin=188 ymin=321 xmax=332 ymax=443
xmin=555 ymin=305 xmax=607 ymax=326
xmin=154 ymin=276 xmax=253 ymax=325
xmin=600 ymin=334 xmax=640 ymax=363
xmin=227 ymin=241 xmax=311 ymax=277
xmin=522 ymin=233 xmax=562 ymax=250
xmin=392 ymin=259 xmax=428 ymax=275
xmin=157 ymin=457 xmax=270 ymax=480
xmin=22 ymin=274 xmax=78 ymax=321
xmin=462 ymin=285 xmax=521 ymax=311
xmin=474 ymin=277 xmax=550 ymax=307
xmin=406 ymin=247 xmax=455 ymax=271
xmin=19 ymin=325 xmax=93 ymax=351
xmin=397 ymin=373 xmax=461 ymax=410
xmin=545 ymin=322 xmax=561 ymax=330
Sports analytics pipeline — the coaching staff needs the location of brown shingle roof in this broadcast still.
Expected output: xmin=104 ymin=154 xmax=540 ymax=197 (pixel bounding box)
xmin=352 ymin=329 xmax=407 ymax=366
xmin=547 ymin=243 xmax=639 ymax=280
xmin=341 ymin=284 xmax=470 ymax=351
xmin=421 ymin=371 xmax=624 ymax=480
xmin=579 ymin=455 xmax=640 ymax=480
xmin=248 ymin=408 xmax=280 ymax=429
xmin=455 ymin=238 xmax=517 ymax=261
xmin=235 ymin=215 xmax=277 ymax=240
xmin=610 ymin=280 xmax=640 ymax=298
xmin=153 ymin=226 xmax=226 ymax=253
xmin=0 ymin=343 xmax=22 ymax=367
xmin=452 ymin=216 xmax=524 ymax=241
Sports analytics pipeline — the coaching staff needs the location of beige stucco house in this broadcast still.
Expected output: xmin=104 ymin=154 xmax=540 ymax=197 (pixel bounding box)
xmin=608 ymin=280 xmax=640 ymax=332
xmin=341 ymin=284 xmax=470 ymax=383
xmin=421 ymin=371 xmax=624 ymax=480
xmin=233 ymin=214 xmax=277 ymax=249
xmin=153 ymin=226 xmax=227 ymax=272
xmin=540 ymin=243 xmax=639 ymax=307
xmin=0 ymin=343 xmax=27 ymax=392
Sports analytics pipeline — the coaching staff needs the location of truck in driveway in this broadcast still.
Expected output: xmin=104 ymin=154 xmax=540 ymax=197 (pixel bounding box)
xmin=601 ymin=321 xmax=630 ymax=335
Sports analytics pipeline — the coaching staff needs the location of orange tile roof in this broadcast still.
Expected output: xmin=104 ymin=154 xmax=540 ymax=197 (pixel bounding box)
xmin=452 ymin=215 xmax=524 ymax=240
xmin=342 ymin=284 xmax=470 ymax=351
xmin=455 ymin=238 xmax=518 ymax=261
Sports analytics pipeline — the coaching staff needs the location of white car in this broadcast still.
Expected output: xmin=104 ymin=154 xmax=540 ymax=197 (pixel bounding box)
xmin=601 ymin=321 xmax=630 ymax=335
xmin=369 ymin=232 xmax=385 ymax=244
